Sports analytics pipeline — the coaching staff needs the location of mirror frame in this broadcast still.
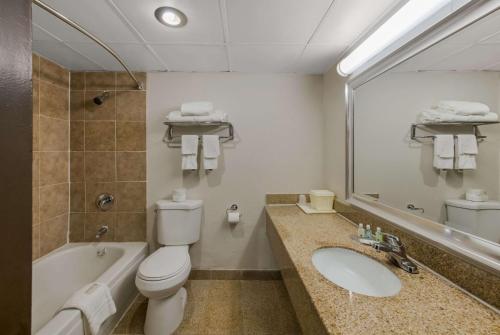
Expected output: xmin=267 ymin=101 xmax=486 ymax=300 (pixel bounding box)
xmin=345 ymin=0 xmax=500 ymax=273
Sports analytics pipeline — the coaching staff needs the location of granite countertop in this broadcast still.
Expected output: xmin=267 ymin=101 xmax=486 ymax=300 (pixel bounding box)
xmin=266 ymin=205 xmax=500 ymax=335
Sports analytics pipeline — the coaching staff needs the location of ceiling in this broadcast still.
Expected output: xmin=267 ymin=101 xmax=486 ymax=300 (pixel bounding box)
xmin=394 ymin=8 xmax=500 ymax=72
xmin=32 ymin=0 xmax=404 ymax=73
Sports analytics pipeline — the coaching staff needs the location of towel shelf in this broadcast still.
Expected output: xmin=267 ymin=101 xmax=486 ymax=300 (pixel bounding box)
xmin=410 ymin=122 xmax=499 ymax=142
xmin=163 ymin=121 xmax=234 ymax=147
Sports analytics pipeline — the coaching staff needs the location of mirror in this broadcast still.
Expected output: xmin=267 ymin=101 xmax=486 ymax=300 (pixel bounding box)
xmin=352 ymin=9 xmax=500 ymax=246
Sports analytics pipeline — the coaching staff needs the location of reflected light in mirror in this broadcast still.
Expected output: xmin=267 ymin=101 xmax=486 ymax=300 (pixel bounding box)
xmin=337 ymin=0 xmax=453 ymax=76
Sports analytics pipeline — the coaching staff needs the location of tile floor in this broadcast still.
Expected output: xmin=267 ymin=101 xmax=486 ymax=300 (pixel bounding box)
xmin=113 ymin=280 xmax=302 ymax=335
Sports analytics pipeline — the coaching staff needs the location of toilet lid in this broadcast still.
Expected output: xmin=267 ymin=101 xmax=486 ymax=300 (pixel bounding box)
xmin=446 ymin=199 xmax=500 ymax=210
xmin=137 ymin=245 xmax=190 ymax=281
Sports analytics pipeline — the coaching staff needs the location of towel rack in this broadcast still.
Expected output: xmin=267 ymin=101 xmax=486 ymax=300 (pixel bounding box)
xmin=410 ymin=122 xmax=499 ymax=142
xmin=163 ymin=121 xmax=234 ymax=147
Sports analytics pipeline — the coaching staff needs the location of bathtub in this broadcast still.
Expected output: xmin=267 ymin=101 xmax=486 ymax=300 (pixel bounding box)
xmin=32 ymin=242 xmax=148 ymax=335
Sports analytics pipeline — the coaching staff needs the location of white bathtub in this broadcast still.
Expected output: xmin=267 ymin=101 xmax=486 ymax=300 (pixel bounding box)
xmin=32 ymin=242 xmax=148 ymax=335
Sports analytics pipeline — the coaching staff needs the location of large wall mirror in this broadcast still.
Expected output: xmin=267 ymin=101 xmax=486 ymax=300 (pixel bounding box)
xmin=349 ymin=4 xmax=500 ymax=270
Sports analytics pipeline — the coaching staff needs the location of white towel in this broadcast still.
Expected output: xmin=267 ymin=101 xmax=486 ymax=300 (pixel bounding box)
xmin=166 ymin=110 xmax=228 ymax=123
xmin=433 ymin=135 xmax=454 ymax=170
xmin=182 ymin=135 xmax=199 ymax=170
xmin=181 ymin=101 xmax=213 ymax=116
xmin=202 ymin=135 xmax=220 ymax=170
xmin=436 ymin=100 xmax=490 ymax=115
xmin=59 ymin=282 xmax=116 ymax=335
xmin=419 ymin=109 xmax=498 ymax=123
xmin=456 ymin=134 xmax=478 ymax=170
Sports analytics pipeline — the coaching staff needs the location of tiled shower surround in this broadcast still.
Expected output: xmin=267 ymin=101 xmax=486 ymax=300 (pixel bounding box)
xmin=32 ymin=54 xmax=70 ymax=260
xmin=68 ymin=71 xmax=147 ymax=243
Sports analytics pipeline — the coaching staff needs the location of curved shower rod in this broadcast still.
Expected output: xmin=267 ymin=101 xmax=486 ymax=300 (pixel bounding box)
xmin=32 ymin=0 xmax=144 ymax=90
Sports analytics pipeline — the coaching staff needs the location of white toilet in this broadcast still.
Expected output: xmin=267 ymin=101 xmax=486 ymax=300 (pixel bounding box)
xmin=445 ymin=199 xmax=500 ymax=243
xmin=135 ymin=199 xmax=203 ymax=335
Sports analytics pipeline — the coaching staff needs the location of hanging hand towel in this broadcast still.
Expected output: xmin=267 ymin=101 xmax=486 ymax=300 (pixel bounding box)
xmin=456 ymin=134 xmax=478 ymax=170
xmin=58 ymin=282 xmax=116 ymax=335
xmin=433 ymin=135 xmax=454 ymax=170
xmin=181 ymin=101 xmax=214 ymax=116
xmin=182 ymin=135 xmax=199 ymax=170
xmin=202 ymin=135 xmax=220 ymax=170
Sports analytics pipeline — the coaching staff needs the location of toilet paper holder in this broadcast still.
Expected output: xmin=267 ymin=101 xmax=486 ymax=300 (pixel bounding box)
xmin=226 ymin=204 xmax=239 ymax=214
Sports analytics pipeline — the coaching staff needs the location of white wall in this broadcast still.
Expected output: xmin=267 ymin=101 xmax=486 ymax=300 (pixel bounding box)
xmin=147 ymin=72 xmax=324 ymax=270
xmin=354 ymin=71 xmax=500 ymax=222
xmin=323 ymin=67 xmax=348 ymax=199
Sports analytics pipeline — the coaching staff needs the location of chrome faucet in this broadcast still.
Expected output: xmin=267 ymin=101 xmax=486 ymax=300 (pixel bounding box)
xmin=96 ymin=225 xmax=108 ymax=240
xmin=372 ymin=233 xmax=419 ymax=274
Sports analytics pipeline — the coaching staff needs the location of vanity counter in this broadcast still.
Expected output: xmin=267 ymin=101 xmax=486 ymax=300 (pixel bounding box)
xmin=265 ymin=205 xmax=499 ymax=335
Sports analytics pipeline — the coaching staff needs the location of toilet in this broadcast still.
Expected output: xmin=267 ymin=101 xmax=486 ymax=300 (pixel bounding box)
xmin=445 ymin=199 xmax=500 ymax=243
xmin=135 ymin=199 xmax=203 ymax=335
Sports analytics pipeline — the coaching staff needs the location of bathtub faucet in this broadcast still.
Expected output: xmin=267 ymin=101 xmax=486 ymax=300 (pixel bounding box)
xmin=96 ymin=225 xmax=108 ymax=240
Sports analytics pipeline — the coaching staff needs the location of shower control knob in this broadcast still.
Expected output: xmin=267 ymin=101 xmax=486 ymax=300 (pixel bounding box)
xmin=96 ymin=193 xmax=114 ymax=211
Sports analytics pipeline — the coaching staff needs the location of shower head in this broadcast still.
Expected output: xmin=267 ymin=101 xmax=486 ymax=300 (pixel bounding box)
xmin=93 ymin=91 xmax=110 ymax=105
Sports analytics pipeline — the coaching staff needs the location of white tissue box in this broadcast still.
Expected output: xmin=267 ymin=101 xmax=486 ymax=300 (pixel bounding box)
xmin=310 ymin=190 xmax=335 ymax=210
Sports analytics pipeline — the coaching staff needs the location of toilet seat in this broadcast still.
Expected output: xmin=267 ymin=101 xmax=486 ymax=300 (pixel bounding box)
xmin=135 ymin=245 xmax=191 ymax=299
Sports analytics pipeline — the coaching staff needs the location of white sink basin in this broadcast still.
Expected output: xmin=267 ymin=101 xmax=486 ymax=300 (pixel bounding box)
xmin=312 ymin=247 xmax=401 ymax=297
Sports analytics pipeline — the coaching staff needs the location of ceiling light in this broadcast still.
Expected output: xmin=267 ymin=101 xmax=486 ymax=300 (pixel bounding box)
xmin=155 ymin=7 xmax=187 ymax=28
xmin=337 ymin=0 xmax=453 ymax=77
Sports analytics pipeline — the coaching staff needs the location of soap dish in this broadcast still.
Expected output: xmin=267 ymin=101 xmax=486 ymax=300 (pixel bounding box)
xmin=297 ymin=203 xmax=336 ymax=214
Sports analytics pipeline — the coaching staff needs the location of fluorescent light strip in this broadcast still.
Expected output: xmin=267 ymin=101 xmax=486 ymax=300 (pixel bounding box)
xmin=337 ymin=0 xmax=453 ymax=76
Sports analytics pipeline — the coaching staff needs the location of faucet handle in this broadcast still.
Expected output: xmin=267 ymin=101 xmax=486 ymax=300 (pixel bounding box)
xmin=382 ymin=233 xmax=400 ymax=245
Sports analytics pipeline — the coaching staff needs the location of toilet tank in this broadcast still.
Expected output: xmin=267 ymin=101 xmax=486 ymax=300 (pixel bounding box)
xmin=445 ymin=199 xmax=500 ymax=243
xmin=156 ymin=200 xmax=203 ymax=245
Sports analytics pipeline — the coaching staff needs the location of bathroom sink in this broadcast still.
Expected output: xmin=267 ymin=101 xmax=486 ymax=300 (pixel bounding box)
xmin=312 ymin=247 xmax=401 ymax=297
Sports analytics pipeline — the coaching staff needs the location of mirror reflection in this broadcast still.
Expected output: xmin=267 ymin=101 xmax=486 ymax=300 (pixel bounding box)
xmin=353 ymin=10 xmax=500 ymax=245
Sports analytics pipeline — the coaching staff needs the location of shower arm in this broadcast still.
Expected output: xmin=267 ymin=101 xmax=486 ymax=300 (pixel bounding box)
xmin=32 ymin=0 xmax=144 ymax=90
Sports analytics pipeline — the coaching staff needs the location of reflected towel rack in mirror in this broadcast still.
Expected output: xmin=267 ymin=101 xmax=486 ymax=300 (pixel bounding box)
xmin=410 ymin=122 xmax=499 ymax=142
xmin=163 ymin=121 xmax=234 ymax=148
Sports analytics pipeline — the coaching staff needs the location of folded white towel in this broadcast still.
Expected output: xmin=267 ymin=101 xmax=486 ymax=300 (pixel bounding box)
xmin=436 ymin=100 xmax=490 ymax=115
xmin=419 ymin=110 xmax=498 ymax=123
xmin=433 ymin=135 xmax=454 ymax=170
xmin=202 ymin=135 xmax=220 ymax=170
xmin=166 ymin=110 xmax=228 ymax=123
xmin=181 ymin=101 xmax=213 ymax=116
xmin=59 ymin=282 xmax=116 ymax=335
xmin=456 ymin=134 xmax=478 ymax=170
xmin=181 ymin=135 xmax=199 ymax=170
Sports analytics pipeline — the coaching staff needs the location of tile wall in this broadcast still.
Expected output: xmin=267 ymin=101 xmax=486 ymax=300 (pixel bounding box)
xmin=68 ymin=71 xmax=147 ymax=242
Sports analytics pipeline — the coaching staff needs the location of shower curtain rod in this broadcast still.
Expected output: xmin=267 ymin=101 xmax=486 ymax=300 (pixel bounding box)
xmin=32 ymin=0 xmax=143 ymax=90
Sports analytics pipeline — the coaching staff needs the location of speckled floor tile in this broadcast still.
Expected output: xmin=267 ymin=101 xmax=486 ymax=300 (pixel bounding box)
xmin=112 ymin=279 xmax=302 ymax=335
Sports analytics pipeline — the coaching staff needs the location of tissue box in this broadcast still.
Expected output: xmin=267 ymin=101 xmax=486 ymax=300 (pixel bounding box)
xmin=310 ymin=190 xmax=335 ymax=210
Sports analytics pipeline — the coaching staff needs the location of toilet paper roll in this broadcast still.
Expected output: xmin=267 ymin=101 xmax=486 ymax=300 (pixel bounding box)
xmin=227 ymin=212 xmax=240 ymax=224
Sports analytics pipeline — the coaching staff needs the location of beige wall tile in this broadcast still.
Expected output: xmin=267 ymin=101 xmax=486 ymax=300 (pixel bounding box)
xmin=116 ymin=72 xmax=146 ymax=90
xmin=116 ymin=122 xmax=145 ymax=151
xmin=116 ymin=152 xmax=146 ymax=181
xmin=70 ymin=91 xmax=85 ymax=120
xmin=32 ymin=152 xmax=39 ymax=188
xmin=116 ymin=182 xmax=146 ymax=212
xmin=116 ymin=91 xmax=146 ymax=121
xmin=39 ymin=116 xmax=69 ymax=151
xmin=85 ymin=91 xmax=116 ymax=120
xmin=70 ymin=182 xmax=85 ymax=212
xmin=33 ymin=114 xmax=39 ymax=151
xmin=33 ymin=187 xmax=39 ymax=226
xmin=40 ymin=56 xmax=69 ymax=88
xmin=33 ymin=54 xmax=40 ymax=80
xmin=85 ymin=212 xmax=115 ymax=241
xmin=69 ymin=213 xmax=85 ymax=242
xmin=70 ymin=151 xmax=84 ymax=182
xmin=84 ymin=121 xmax=115 ymax=151
xmin=70 ymin=121 xmax=84 ymax=151
xmin=40 ymin=214 xmax=68 ymax=256
xmin=40 ymin=81 xmax=69 ymax=120
xmin=85 ymin=72 xmax=116 ymax=90
xmin=39 ymin=151 xmax=69 ymax=186
xmin=70 ymin=72 xmax=85 ymax=90
xmin=85 ymin=182 xmax=115 ymax=212
xmin=33 ymin=78 xmax=40 ymax=114
xmin=32 ymin=225 xmax=40 ymax=260
xmin=39 ymin=183 xmax=69 ymax=222
xmin=115 ymin=213 xmax=146 ymax=241
xmin=85 ymin=152 xmax=115 ymax=181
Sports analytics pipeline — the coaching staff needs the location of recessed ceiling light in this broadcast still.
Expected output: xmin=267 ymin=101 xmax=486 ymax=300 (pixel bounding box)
xmin=154 ymin=6 xmax=187 ymax=28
